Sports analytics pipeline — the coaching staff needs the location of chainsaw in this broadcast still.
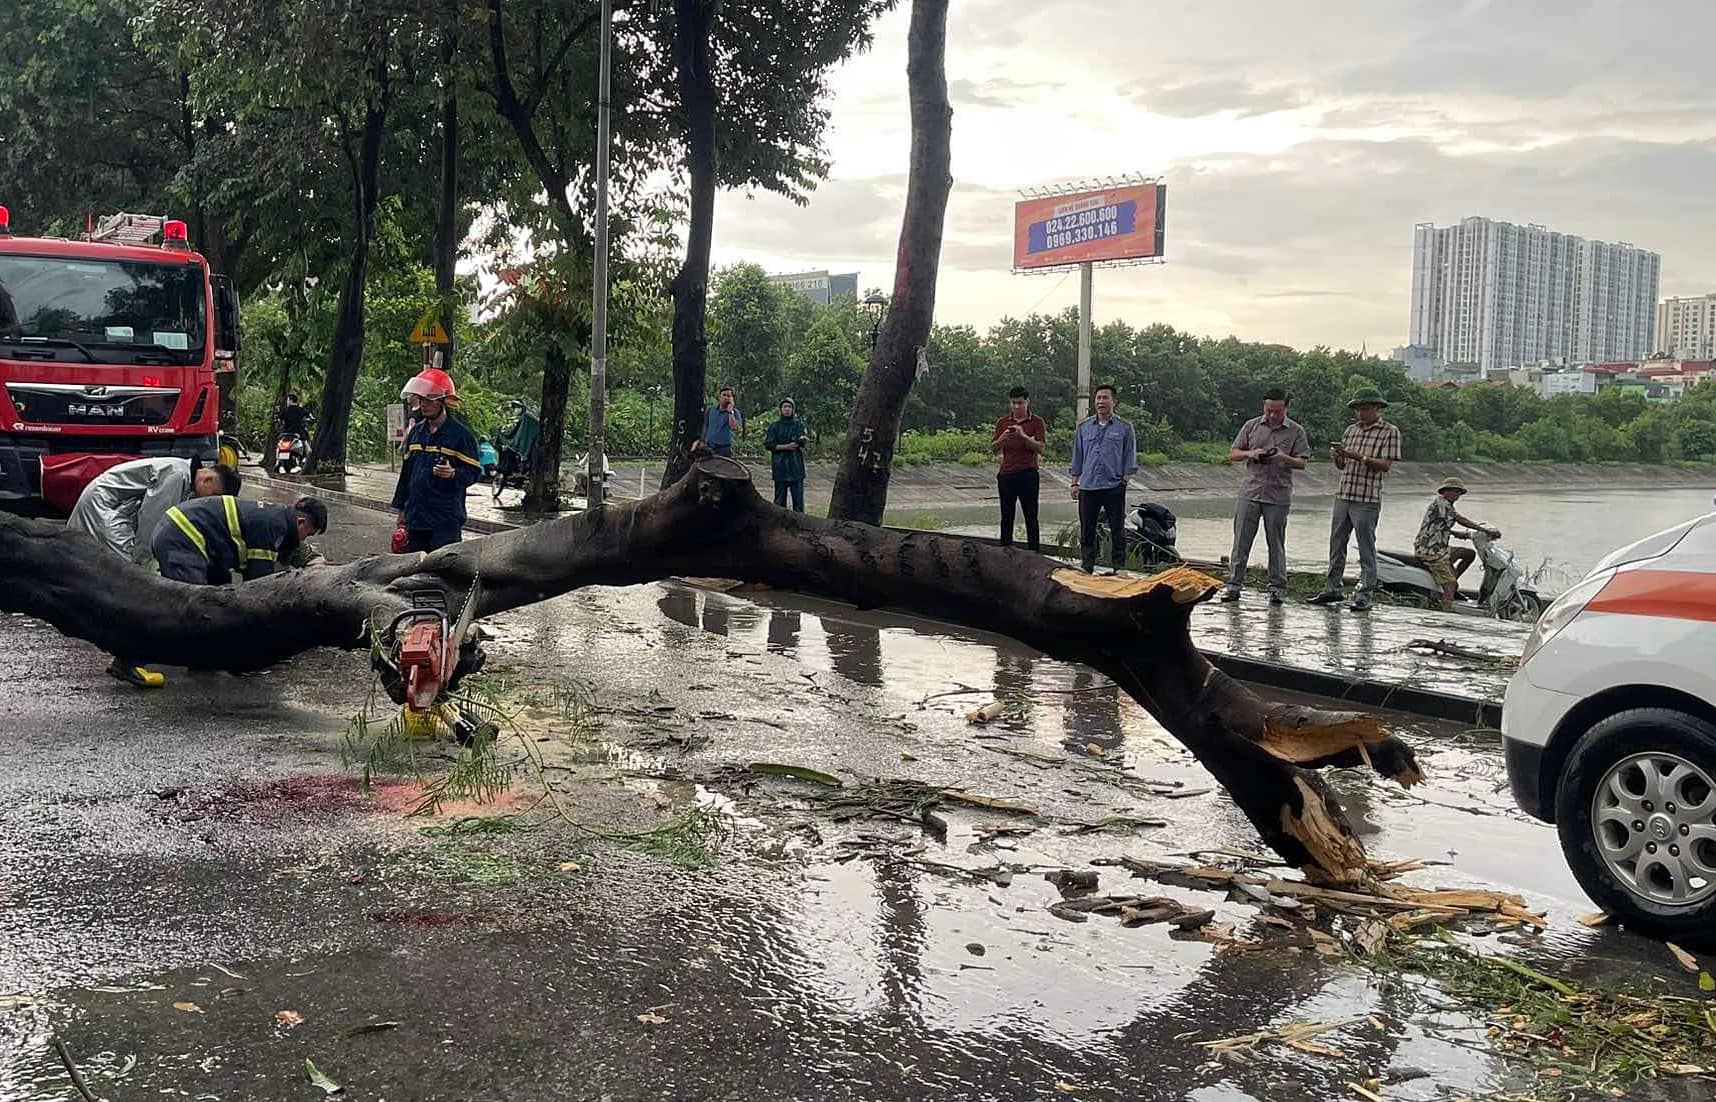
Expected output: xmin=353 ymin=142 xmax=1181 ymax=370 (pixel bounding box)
xmin=375 ymin=576 xmax=487 ymax=739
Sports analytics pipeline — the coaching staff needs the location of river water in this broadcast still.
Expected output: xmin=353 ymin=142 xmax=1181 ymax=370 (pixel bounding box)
xmin=949 ymin=485 xmax=1715 ymax=593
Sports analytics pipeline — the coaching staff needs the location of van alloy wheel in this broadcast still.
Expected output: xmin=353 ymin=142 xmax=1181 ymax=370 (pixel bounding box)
xmin=1592 ymin=752 xmax=1716 ymax=907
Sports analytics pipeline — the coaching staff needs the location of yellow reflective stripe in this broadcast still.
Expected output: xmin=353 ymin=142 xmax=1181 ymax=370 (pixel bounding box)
xmin=222 ymin=495 xmax=250 ymax=565
xmin=165 ymin=506 xmax=208 ymax=559
xmin=409 ymin=442 xmax=480 ymax=467
xmin=248 ymin=549 xmax=278 ymax=562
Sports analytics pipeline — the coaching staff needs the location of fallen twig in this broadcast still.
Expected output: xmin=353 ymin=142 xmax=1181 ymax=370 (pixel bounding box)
xmin=53 ymin=1036 xmax=101 ymax=1102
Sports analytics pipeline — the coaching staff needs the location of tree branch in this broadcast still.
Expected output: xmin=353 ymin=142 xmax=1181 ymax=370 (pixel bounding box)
xmin=521 ymin=10 xmax=601 ymax=118
xmin=0 ymin=460 xmax=1419 ymax=884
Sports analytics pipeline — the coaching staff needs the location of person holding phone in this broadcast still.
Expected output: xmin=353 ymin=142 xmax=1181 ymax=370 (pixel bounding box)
xmin=1309 ymin=387 xmax=1402 ymax=611
xmin=1221 ymin=387 xmax=1310 ymax=604
xmin=991 ymin=386 xmax=1047 ymax=550
xmin=392 ymin=368 xmax=482 ymax=553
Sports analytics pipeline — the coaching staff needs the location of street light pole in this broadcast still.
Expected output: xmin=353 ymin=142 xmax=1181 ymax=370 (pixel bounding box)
xmin=587 ymin=0 xmax=613 ymax=508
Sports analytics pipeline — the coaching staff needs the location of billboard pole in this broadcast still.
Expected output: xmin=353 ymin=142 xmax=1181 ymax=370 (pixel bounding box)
xmin=1077 ymin=261 xmax=1093 ymax=421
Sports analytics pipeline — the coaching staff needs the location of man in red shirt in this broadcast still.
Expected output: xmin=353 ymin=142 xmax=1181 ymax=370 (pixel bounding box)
xmin=990 ymin=386 xmax=1048 ymax=550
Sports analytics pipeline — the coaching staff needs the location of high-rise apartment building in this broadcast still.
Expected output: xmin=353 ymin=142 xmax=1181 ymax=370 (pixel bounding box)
xmin=1657 ymin=294 xmax=1716 ymax=359
xmin=1408 ymin=217 xmax=1659 ymax=371
xmin=768 ymin=270 xmax=859 ymax=306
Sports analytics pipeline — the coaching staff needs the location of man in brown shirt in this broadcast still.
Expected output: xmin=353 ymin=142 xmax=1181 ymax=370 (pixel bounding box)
xmin=1309 ymin=387 xmax=1403 ymax=612
xmin=1222 ymin=387 xmax=1311 ymax=604
xmin=991 ymin=386 xmax=1047 ymax=550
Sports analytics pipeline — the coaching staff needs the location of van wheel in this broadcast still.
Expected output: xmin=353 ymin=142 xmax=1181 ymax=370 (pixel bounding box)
xmin=1556 ymin=708 xmax=1716 ymax=949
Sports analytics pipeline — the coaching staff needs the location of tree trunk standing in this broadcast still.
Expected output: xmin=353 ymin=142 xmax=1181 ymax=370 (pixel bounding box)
xmin=0 ymin=459 xmax=1418 ymax=881
xmin=485 ymin=0 xmax=602 ymax=510
xmin=660 ymin=0 xmax=718 ymax=489
xmin=434 ymin=13 xmax=460 ymax=373
xmin=827 ymin=0 xmax=953 ymax=524
xmin=310 ymin=53 xmax=391 ymax=477
xmin=525 ymin=340 xmax=571 ymax=509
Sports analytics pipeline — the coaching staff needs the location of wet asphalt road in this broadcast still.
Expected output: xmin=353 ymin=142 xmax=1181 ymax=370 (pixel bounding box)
xmin=0 ymin=500 xmax=1704 ymax=1101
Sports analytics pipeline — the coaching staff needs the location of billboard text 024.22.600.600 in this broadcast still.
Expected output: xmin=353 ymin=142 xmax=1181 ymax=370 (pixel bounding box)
xmin=1012 ymin=182 xmax=1166 ymax=271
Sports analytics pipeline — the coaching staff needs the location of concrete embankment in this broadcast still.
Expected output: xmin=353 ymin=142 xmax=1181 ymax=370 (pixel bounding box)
xmin=566 ymin=459 xmax=1713 ymax=510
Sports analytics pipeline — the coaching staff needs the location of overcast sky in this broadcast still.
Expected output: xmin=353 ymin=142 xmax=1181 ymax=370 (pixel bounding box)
xmin=709 ymin=0 xmax=1716 ymax=352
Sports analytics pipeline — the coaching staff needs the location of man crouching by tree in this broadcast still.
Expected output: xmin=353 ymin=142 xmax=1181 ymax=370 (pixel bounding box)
xmin=151 ymin=495 xmax=329 ymax=587
xmin=104 ymin=496 xmax=329 ymax=689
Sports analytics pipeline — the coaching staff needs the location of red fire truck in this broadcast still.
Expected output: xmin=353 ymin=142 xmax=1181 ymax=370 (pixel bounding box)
xmin=0 ymin=205 xmax=243 ymax=513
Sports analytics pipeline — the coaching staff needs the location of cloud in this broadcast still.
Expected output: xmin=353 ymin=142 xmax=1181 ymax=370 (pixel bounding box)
xmin=1124 ymin=79 xmax=1312 ymax=119
xmin=709 ymin=0 xmax=1716 ymax=352
xmin=947 ymin=77 xmax=1062 ymax=109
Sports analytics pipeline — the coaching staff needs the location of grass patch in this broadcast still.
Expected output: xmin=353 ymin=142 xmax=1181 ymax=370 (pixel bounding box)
xmin=1376 ymin=932 xmax=1716 ymax=1093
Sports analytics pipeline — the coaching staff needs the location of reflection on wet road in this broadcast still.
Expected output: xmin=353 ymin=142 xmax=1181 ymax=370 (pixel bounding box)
xmin=0 ymin=561 xmax=1701 ymax=1101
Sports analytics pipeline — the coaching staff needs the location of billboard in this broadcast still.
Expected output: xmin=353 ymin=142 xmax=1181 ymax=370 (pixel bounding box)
xmin=1012 ymin=182 xmax=1166 ymax=271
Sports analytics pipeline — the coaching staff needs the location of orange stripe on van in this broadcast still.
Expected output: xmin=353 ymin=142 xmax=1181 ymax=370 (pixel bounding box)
xmin=1587 ymin=570 xmax=1716 ymax=623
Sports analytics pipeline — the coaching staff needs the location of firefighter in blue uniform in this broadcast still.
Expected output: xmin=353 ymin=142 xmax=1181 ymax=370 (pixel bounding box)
xmin=391 ymin=367 xmax=482 ymax=553
xmin=151 ymin=494 xmax=329 ymax=586
xmin=104 ymin=495 xmax=327 ymax=689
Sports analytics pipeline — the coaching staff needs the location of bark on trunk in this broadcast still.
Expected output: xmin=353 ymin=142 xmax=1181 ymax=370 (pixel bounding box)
xmin=434 ymin=12 xmax=460 ymax=374
xmin=308 ymin=102 xmax=387 ymax=475
xmin=661 ymin=0 xmax=718 ymax=489
xmin=524 ymin=340 xmax=571 ymax=509
xmin=827 ymin=0 xmax=953 ymax=524
xmin=0 ymin=459 xmax=1419 ymax=883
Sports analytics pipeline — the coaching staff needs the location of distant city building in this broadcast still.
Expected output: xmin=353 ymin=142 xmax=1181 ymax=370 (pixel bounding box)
xmin=1541 ymin=367 xmax=1600 ymax=397
xmin=1409 ymin=216 xmax=1660 ymax=371
xmin=1657 ymin=294 xmax=1716 ymax=359
xmin=769 ymin=270 xmax=859 ymax=306
xmin=1390 ymin=343 xmax=1437 ymax=382
xmin=1640 ymin=358 xmax=1715 ymax=400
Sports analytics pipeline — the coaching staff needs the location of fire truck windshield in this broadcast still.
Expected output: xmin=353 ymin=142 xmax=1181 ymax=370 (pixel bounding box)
xmin=0 ymin=254 xmax=204 ymax=366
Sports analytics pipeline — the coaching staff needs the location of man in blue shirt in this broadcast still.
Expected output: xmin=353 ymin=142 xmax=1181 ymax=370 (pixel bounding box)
xmin=702 ymin=387 xmax=742 ymax=457
xmin=1068 ymin=383 xmax=1139 ymax=573
xmin=391 ymin=368 xmax=483 ymax=552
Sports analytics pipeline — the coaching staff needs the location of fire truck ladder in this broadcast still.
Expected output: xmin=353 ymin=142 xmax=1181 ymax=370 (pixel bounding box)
xmin=87 ymin=212 xmax=167 ymax=246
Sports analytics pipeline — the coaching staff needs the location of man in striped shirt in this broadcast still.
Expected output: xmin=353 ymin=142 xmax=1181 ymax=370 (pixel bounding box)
xmin=1308 ymin=387 xmax=1402 ymax=612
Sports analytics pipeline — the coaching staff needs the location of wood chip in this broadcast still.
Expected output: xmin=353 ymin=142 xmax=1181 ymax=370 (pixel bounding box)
xmin=1666 ymin=942 xmax=1700 ymax=973
xmin=172 ymin=1001 xmax=203 ymax=1014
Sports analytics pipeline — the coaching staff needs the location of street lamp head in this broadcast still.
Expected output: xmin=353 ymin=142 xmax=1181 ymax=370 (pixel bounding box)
xmin=860 ymin=292 xmax=888 ymax=322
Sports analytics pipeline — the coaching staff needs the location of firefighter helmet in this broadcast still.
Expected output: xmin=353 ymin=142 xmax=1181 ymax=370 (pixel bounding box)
xmin=402 ymin=368 xmax=459 ymax=404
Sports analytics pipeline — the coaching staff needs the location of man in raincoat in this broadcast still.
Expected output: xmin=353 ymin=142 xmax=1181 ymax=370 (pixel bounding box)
xmin=68 ymin=457 xmax=241 ymax=565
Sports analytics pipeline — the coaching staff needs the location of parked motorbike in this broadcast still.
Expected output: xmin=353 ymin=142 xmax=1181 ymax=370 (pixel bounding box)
xmin=573 ymin=453 xmax=613 ymax=498
xmin=275 ymin=431 xmax=309 ymax=475
xmin=1094 ymin=500 xmax=1182 ymax=569
xmin=1375 ymin=528 xmax=1544 ymax=621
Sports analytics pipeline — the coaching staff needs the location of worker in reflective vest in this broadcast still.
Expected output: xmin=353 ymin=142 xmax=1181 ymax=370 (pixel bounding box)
xmin=104 ymin=495 xmax=330 ymax=691
xmin=150 ymin=495 xmax=329 ymax=586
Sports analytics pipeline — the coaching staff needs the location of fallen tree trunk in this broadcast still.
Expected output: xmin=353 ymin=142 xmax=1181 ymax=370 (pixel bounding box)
xmin=0 ymin=459 xmax=1419 ymax=882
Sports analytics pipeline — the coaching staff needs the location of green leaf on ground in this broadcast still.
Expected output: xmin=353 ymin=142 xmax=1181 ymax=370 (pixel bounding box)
xmin=746 ymin=762 xmax=843 ymax=787
xmin=304 ymin=1058 xmax=343 ymax=1095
